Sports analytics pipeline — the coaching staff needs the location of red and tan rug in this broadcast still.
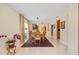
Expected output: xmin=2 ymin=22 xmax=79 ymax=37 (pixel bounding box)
xmin=21 ymin=37 xmax=54 ymax=47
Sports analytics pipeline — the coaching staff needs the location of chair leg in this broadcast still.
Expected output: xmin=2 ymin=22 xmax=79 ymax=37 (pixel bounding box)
xmin=39 ymin=40 xmax=41 ymax=45
xmin=42 ymin=37 xmax=44 ymax=43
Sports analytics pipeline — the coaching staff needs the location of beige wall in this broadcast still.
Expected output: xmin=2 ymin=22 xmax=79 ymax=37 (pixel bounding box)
xmin=60 ymin=12 xmax=68 ymax=46
xmin=67 ymin=4 xmax=78 ymax=55
xmin=60 ymin=3 xmax=78 ymax=54
xmin=0 ymin=4 xmax=20 ymax=47
xmin=45 ymin=4 xmax=78 ymax=55
xmin=55 ymin=4 xmax=78 ymax=54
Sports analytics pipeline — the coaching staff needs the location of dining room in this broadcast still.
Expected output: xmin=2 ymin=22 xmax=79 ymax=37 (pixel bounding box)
xmin=22 ymin=20 xmax=54 ymax=47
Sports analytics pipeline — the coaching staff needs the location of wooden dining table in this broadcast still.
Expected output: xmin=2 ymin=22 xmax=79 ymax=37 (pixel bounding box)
xmin=31 ymin=32 xmax=43 ymax=45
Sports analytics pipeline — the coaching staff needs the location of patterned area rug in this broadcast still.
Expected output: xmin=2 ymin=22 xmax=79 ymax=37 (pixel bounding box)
xmin=21 ymin=37 xmax=54 ymax=47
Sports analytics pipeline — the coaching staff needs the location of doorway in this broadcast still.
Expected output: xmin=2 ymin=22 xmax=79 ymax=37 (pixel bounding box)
xmin=57 ymin=20 xmax=60 ymax=40
xmin=51 ymin=25 xmax=53 ymax=37
xmin=24 ymin=18 xmax=29 ymax=42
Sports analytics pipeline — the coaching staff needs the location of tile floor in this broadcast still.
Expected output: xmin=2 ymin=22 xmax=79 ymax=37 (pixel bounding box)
xmin=15 ymin=36 xmax=67 ymax=55
xmin=0 ymin=36 xmax=67 ymax=55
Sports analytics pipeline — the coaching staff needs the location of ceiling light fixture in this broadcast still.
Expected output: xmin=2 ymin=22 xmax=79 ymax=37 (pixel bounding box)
xmin=36 ymin=16 xmax=39 ymax=25
xmin=36 ymin=16 xmax=39 ymax=20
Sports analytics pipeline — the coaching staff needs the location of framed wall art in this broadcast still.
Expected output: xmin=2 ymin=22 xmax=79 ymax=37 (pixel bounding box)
xmin=53 ymin=24 xmax=55 ymax=29
xmin=61 ymin=21 xmax=65 ymax=29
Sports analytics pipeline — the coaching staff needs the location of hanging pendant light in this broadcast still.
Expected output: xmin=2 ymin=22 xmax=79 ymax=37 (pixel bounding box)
xmin=37 ymin=16 xmax=39 ymax=20
xmin=36 ymin=16 xmax=39 ymax=25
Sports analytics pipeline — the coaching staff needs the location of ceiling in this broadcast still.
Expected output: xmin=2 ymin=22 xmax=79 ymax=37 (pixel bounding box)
xmin=8 ymin=3 xmax=74 ymax=23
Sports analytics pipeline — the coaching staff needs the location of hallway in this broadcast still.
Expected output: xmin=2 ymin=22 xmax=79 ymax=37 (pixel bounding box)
xmin=0 ymin=3 xmax=78 ymax=55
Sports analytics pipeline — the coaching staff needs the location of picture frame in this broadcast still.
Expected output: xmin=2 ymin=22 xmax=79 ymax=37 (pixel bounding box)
xmin=61 ymin=21 xmax=65 ymax=29
xmin=53 ymin=24 xmax=55 ymax=29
